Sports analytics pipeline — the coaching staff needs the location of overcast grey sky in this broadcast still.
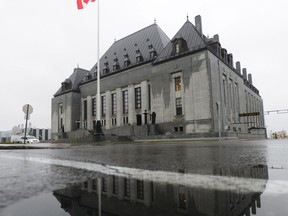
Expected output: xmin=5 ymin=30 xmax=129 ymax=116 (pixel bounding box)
xmin=0 ymin=0 xmax=287 ymax=135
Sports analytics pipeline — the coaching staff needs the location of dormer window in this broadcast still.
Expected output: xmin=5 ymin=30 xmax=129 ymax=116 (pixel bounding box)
xmin=124 ymin=53 xmax=131 ymax=67
xmin=113 ymin=57 xmax=120 ymax=71
xmin=103 ymin=67 xmax=109 ymax=74
xmin=176 ymin=43 xmax=180 ymax=54
xmin=61 ymin=79 xmax=72 ymax=91
xmin=136 ymin=49 xmax=144 ymax=63
xmin=148 ymin=44 xmax=157 ymax=59
xmin=113 ymin=65 xmax=119 ymax=71
xmin=136 ymin=56 xmax=144 ymax=63
xmin=103 ymin=57 xmax=110 ymax=74
xmin=124 ymin=59 xmax=131 ymax=67
xmin=150 ymin=51 xmax=157 ymax=58
xmin=171 ymin=38 xmax=188 ymax=55
xmin=84 ymin=73 xmax=92 ymax=81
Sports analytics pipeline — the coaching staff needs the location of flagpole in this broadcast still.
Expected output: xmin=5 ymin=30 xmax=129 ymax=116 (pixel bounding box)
xmin=96 ymin=2 xmax=103 ymax=214
xmin=97 ymin=0 xmax=100 ymax=121
xmin=95 ymin=0 xmax=103 ymax=137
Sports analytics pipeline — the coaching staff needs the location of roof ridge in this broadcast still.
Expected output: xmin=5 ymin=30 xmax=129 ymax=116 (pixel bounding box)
xmin=114 ymin=23 xmax=158 ymax=44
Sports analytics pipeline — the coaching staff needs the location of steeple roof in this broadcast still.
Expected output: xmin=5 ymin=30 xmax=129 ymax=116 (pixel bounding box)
xmin=154 ymin=20 xmax=207 ymax=63
xmin=54 ymin=67 xmax=88 ymax=96
xmin=89 ymin=23 xmax=170 ymax=76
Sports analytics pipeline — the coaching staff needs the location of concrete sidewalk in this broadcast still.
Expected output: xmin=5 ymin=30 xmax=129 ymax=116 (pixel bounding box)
xmin=0 ymin=143 xmax=75 ymax=150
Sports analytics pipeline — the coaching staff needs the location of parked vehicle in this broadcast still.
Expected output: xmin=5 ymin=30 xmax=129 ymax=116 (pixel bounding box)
xmin=17 ymin=136 xmax=39 ymax=144
xmin=11 ymin=135 xmax=23 ymax=143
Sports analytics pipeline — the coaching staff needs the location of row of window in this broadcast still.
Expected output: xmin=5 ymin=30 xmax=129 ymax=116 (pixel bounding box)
xmin=87 ymin=87 xmax=142 ymax=119
xmin=222 ymin=75 xmax=240 ymax=121
xmin=83 ymin=77 xmax=183 ymax=122
xmin=101 ymin=48 xmax=157 ymax=74
xmin=83 ymin=177 xmax=188 ymax=210
xmin=84 ymin=176 xmax=145 ymax=200
xmin=245 ymin=91 xmax=264 ymax=127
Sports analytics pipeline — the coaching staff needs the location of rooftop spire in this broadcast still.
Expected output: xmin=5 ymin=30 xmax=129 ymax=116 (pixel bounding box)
xmin=154 ymin=18 xmax=156 ymax=24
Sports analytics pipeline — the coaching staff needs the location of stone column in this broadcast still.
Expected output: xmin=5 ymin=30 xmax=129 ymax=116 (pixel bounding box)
xmin=107 ymin=175 xmax=113 ymax=198
xmin=118 ymin=177 xmax=124 ymax=200
xmin=105 ymin=90 xmax=111 ymax=129
xmin=87 ymin=95 xmax=92 ymax=130
xmin=141 ymin=80 xmax=149 ymax=123
xmin=128 ymin=84 xmax=135 ymax=125
xmin=130 ymin=178 xmax=137 ymax=202
xmin=116 ymin=88 xmax=122 ymax=126
xmin=81 ymin=98 xmax=84 ymax=129
xmin=144 ymin=181 xmax=152 ymax=207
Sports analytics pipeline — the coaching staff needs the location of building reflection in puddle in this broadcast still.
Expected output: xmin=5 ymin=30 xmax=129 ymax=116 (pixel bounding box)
xmin=54 ymin=165 xmax=268 ymax=216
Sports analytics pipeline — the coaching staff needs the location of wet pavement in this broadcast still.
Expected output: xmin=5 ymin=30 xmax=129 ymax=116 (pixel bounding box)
xmin=0 ymin=139 xmax=287 ymax=215
xmin=0 ymin=142 xmax=76 ymax=149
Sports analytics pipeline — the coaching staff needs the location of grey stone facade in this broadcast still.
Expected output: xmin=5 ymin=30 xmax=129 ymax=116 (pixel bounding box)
xmin=51 ymin=15 xmax=265 ymax=140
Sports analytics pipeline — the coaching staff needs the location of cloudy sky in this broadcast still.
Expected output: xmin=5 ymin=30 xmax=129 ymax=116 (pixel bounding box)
xmin=0 ymin=0 xmax=287 ymax=136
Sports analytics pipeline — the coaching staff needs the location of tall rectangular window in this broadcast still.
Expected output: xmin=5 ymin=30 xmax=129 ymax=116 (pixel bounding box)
xmin=229 ymin=80 xmax=233 ymax=109
xmin=135 ymin=87 xmax=141 ymax=109
xmin=59 ymin=103 xmax=63 ymax=114
xmin=223 ymin=76 xmax=227 ymax=106
xmin=124 ymin=178 xmax=131 ymax=197
xmin=92 ymin=98 xmax=96 ymax=116
xmin=101 ymin=96 xmax=106 ymax=117
xmin=175 ymin=77 xmax=181 ymax=91
xmin=112 ymin=175 xmax=118 ymax=195
xmin=122 ymin=90 xmax=128 ymax=114
xmin=111 ymin=93 xmax=116 ymax=116
xmin=176 ymin=43 xmax=180 ymax=54
xmin=92 ymin=179 xmax=97 ymax=191
xmin=137 ymin=179 xmax=144 ymax=200
xmin=176 ymin=98 xmax=182 ymax=115
xmin=235 ymin=83 xmax=240 ymax=113
xmin=102 ymin=177 xmax=107 ymax=192
xmin=84 ymin=100 xmax=87 ymax=120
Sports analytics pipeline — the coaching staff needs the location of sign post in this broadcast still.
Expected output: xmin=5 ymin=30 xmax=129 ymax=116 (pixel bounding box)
xmin=238 ymin=112 xmax=260 ymax=117
xmin=22 ymin=104 xmax=33 ymax=144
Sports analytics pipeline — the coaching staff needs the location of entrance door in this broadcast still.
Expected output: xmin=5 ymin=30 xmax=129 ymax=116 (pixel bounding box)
xmin=136 ymin=114 xmax=142 ymax=125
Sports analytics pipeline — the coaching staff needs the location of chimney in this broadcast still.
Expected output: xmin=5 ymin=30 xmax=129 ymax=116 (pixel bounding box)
xmin=228 ymin=53 xmax=233 ymax=67
xmin=236 ymin=61 xmax=241 ymax=74
xmin=248 ymin=74 xmax=253 ymax=84
xmin=195 ymin=15 xmax=203 ymax=35
xmin=213 ymin=34 xmax=220 ymax=43
xmin=221 ymin=48 xmax=227 ymax=63
xmin=242 ymin=68 xmax=247 ymax=80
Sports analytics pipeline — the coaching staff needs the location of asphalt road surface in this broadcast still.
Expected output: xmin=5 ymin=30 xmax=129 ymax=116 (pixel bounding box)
xmin=0 ymin=139 xmax=287 ymax=216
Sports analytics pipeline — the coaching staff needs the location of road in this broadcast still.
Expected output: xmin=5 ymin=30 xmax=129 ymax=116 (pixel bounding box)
xmin=0 ymin=139 xmax=287 ymax=216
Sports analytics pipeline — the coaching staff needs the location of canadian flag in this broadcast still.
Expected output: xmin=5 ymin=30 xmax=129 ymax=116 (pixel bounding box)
xmin=77 ymin=0 xmax=96 ymax=10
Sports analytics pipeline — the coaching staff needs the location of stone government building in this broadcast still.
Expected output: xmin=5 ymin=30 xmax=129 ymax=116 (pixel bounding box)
xmin=51 ymin=15 xmax=265 ymax=141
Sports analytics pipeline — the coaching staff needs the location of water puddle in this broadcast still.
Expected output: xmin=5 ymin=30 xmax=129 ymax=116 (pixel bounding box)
xmin=2 ymin=164 xmax=274 ymax=216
